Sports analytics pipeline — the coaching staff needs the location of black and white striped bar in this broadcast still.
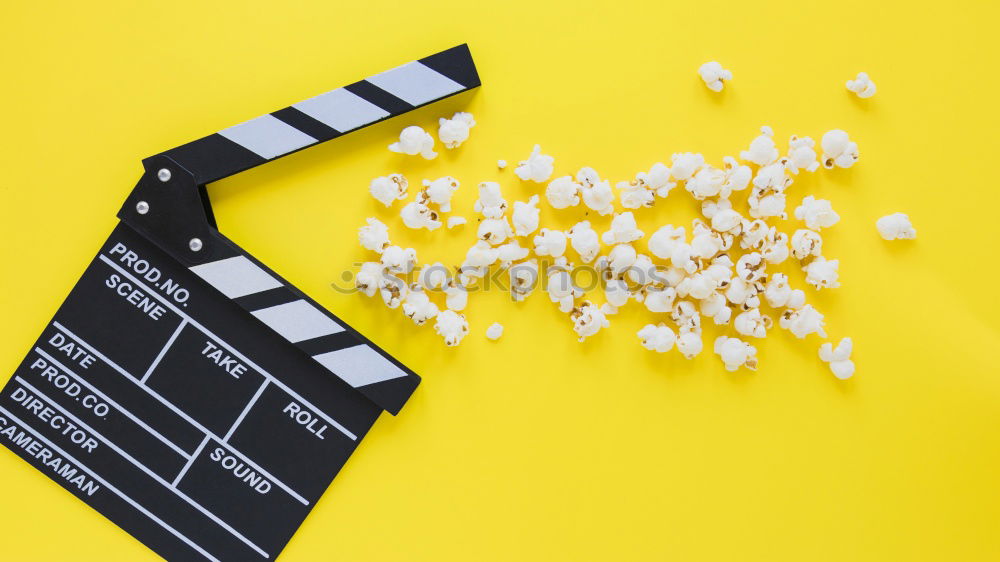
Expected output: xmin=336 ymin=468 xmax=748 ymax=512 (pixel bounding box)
xmin=154 ymin=44 xmax=480 ymax=185
xmin=189 ymin=248 xmax=419 ymax=416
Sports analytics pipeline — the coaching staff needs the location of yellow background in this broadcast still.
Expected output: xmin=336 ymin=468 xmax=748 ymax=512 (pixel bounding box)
xmin=2 ymin=1 xmax=1000 ymax=560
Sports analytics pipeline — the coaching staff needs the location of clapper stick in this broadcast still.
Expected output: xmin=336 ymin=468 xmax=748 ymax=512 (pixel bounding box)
xmin=0 ymin=44 xmax=479 ymax=561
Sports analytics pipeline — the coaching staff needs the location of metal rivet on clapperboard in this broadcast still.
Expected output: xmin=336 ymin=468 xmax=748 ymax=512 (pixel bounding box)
xmin=189 ymin=238 xmax=203 ymax=252
xmin=136 ymin=201 xmax=149 ymax=215
xmin=157 ymin=168 xmax=171 ymax=182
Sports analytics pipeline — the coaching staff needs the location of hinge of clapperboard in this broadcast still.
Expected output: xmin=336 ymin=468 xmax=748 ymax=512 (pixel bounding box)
xmin=116 ymin=44 xmax=480 ymax=415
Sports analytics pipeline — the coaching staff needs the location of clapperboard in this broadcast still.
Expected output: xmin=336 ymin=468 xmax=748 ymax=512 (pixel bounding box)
xmin=0 ymin=44 xmax=480 ymax=561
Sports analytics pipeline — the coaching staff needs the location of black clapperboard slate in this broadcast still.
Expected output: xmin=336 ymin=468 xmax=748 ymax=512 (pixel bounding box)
xmin=0 ymin=44 xmax=479 ymax=561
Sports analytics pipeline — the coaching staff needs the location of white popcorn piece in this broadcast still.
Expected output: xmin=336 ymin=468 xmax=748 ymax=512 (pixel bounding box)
xmin=627 ymin=253 xmax=655 ymax=285
xmin=380 ymin=245 xmax=417 ymax=274
xmin=780 ymin=304 xmax=827 ymax=339
xmin=497 ymin=159 xmax=507 ymax=169
xmin=402 ymin=288 xmax=439 ymax=326
xmin=568 ymin=221 xmax=601 ymax=263
xmin=644 ymin=286 xmax=677 ymax=313
xmin=726 ymin=277 xmax=761 ymax=309
xmin=545 ymin=176 xmax=582 ymax=209
xmin=638 ymin=324 xmax=677 ymax=353
xmin=637 ymin=162 xmax=676 ymax=198
xmin=647 ymin=224 xmax=687 ymax=261
xmin=601 ymin=212 xmax=645 ymax=245
xmin=748 ymin=191 xmax=787 ymax=220
xmin=722 ymin=156 xmax=753 ymax=194
xmin=607 ymin=243 xmax=638 ymax=276
xmin=358 ymin=217 xmax=390 ymax=253
xmin=677 ymin=332 xmax=704 ymax=359
xmin=761 ymin=230 xmax=790 ymax=264
xmin=547 ymin=267 xmax=582 ymax=313
xmin=787 ymin=136 xmax=820 ymax=174
xmin=510 ymin=259 xmax=539 ymax=302
xmin=791 ymin=229 xmax=823 ymax=261
xmin=512 ymin=195 xmax=541 ymax=237
xmin=462 ymin=240 xmax=500 ymax=269
xmin=676 ymin=271 xmax=715 ymax=300
xmin=389 ymin=125 xmax=437 ymax=159
xmin=420 ymin=176 xmax=460 ymax=212
xmin=379 ymin=275 xmax=408 ymax=309
xmin=533 ymin=228 xmax=568 ymax=258
xmin=845 ymin=72 xmax=876 ymax=99
xmin=714 ymin=336 xmax=758 ymax=371
xmin=474 ymin=182 xmax=508 ymax=218
xmin=740 ymin=219 xmax=770 ymax=250
xmin=419 ymin=262 xmax=450 ymax=290
xmin=400 ymin=201 xmax=442 ymax=231
xmin=617 ymin=180 xmax=655 ymax=209
xmin=804 ymin=256 xmax=841 ymax=290
xmin=821 ymin=129 xmax=859 ymax=169
xmin=751 ymin=159 xmax=791 ymax=192
xmin=577 ymin=167 xmax=615 ymax=215
xmin=514 ymin=144 xmax=555 ymax=183
xmin=438 ymin=112 xmax=476 ymax=149
xmin=876 ymin=213 xmax=917 ymax=240
xmin=734 ymin=308 xmax=772 ymax=338
xmin=497 ymin=239 xmax=530 ymax=267
xmin=447 ymin=216 xmax=467 ymax=229
xmin=486 ymin=322 xmax=504 ymax=341
xmin=369 ymin=174 xmax=408 ymax=207
xmin=672 ymin=300 xmax=702 ymax=335
xmin=740 ymin=126 xmax=779 ymax=166
xmin=355 ymin=262 xmax=385 ymax=297
xmin=710 ymin=209 xmax=743 ymax=235
xmin=570 ymin=301 xmax=610 ymax=342
xmin=604 ymin=277 xmax=631 ymax=311
xmin=478 ymin=217 xmax=513 ymax=246
xmin=698 ymin=61 xmax=732 ymax=92
xmin=444 ymin=280 xmax=468 ymax=311
xmin=794 ymin=195 xmax=840 ymax=230
xmin=736 ymin=252 xmax=766 ymax=282
xmin=764 ymin=273 xmax=793 ymax=308
xmin=434 ymin=310 xmax=469 ymax=346
xmin=670 ymin=152 xmax=705 ymax=181
xmin=685 ymin=166 xmax=726 ymax=200
xmin=701 ymin=197 xmax=732 ymax=220
xmin=691 ymin=221 xmax=724 ymax=260
xmin=699 ymin=292 xmax=732 ymax=325
xmin=820 ymin=337 xmax=855 ymax=379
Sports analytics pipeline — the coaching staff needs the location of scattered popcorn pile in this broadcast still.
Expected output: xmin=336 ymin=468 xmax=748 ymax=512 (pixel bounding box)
xmin=353 ymin=101 xmax=915 ymax=380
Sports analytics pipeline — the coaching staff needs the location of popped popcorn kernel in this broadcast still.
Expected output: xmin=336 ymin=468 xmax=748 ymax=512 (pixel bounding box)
xmin=570 ymin=301 xmax=610 ymax=342
xmin=389 ymin=125 xmax=437 ymax=159
xmin=533 ymin=228 xmax=568 ymax=258
xmin=380 ymin=245 xmax=417 ymax=274
xmin=400 ymin=201 xmax=442 ymax=231
xmin=698 ymin=61 xmax=732 ymax=92
xmin=514 ymin=144 xmax=555 ymax=183
xmin=512 ymin=195 xmax=541 ymax=237
xmin=577 ymin=167 xmax=615 ymax=215
xmin=402 ymin=288 xmax=439 ymax=326
xmin=845 ymin=72 xmax=876 ymax=99
xmin=497 ymin=159 xmax=507 ymax=169
xmin=876 ymin=213 xmax=917 ymax=240
xmin=434 ymin=310 xmax=469 ymax=346
xmin=420 ymin=176 xmax=460 ymax=212
xmin=438 ymin=112 xmax=476 ymax=148
xmin=741 ymin=126 xmax=779 ymax=166
xmin=677 ymin=332 xmax=704 ymax=359
xmin=670 ymin=152 xmax=705 ymax=181
xmin=545 ymin=175 xmax=582 ymax=209
xmin=821 ymin=129 xmax=859 ymax=169
xmin=820 ymin=337 xmax=856 ymax=379
xmin=447 ymin=216 xmax=467 ymax=229
xmin=486 ymin=322 xmax=504 ymax=341
xmin=804 ymin=256 xmax=841 ymax=290
xmin=638 ymin=324 xmax=677 ymax=353
xmin=358 ymin=217 xmax=390 ymax=253
xmin=475 ymin=182 xmax=508 ymax=218
xmin=780 ymin=304 xmax=827 ymax=339
xmin=794 ymin=195 xmax=840 ymax=230
xmin=714 ymin=336 xmax=758 ymax=371
xmin=568 ymin=221 xmax=601 ymax=263
xmin=601 ymin=212 xmax=645 ymax=245
xmin=369 ymin=174 xmax=408 ymax=207
xmin=478 ymin=217 xmax=513 ymax=246
xmin=356 ymin=262 xmax=385 ymax=297
xmin=787 ymin=136 xmax=820 ymax=174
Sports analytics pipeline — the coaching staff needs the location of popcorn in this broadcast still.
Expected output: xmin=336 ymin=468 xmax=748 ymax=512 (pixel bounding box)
xmin=603 ymin=277 xmax=631 ymax=311
xmin=701 ymin=197 xmax=732 ymax=220
xmin=672 ymin=300 xmax=702 ymax=335
xmin=419 ymin=262 xmax=450 ymax=290
xmin=647 ymin=224 xmax=684 ymax=260
xmin=478 ymin=217 xmax=513 ymax=246
xmin=739 ymin=219 xmax=770 ymax=250
xmin=389 ymin=125 xmax=437 ymax=159
xmin=735 ymin=252 xmax=765 ymax=282
xmin=601 ymin=212 xmax=644 ymax=245
xmin=643 ymin=286 xmax=677 ymax=313
xmin=570 ymin=301 xmax=609 ymax=342
xmin=577 ymin=167 xmax=615 ymax=215
xmin=510 ymin=259 xmax=539 ymax=302
xmin=761 ymin=230 xmax=790 ymax=264
xmin=627 ymin=254 xmax=655 ymax=285
xmin=670 ymin=153 xmax=705 ymax=181
xmin=617 ymin=180 xmax=655 ymax=209
xmin=607 ymin=243 xmax=638 ymax=276
xmin=434 ymin=310 xmax=469 ymax=346
xmin=691 ymin=221 xmax=724 ymax=260
xmin=740 ymin=126 xmax=779 ymax=166
xmin=713 ymin=336 xmax=758 ymax=371
xmin=447 ymin=216 xmax=467 ymax=229
xmin=533 ymin=228 xmax=568 ymax=258
xmin=721 ymin=156 xmax=753 ymax=195
xmin=380 ymin=245 xmax=417 ymax=274
xmin=787 ymin=136 xmax=819 ymax=174
xmin=497 ymin=159 xmax=507 ymax=169
xmin=548 ymin=267 xmax=582 ymax=312
xmin=358 ymin=217 xmax=390 ymax=253
xmin=438 ymin=112 xmax=476 ymax=148
xmin=820 ymin=129 xmax=859 ymax=169
xmin=876 ymin=213 xmax=917 ymax=240
xmin=676 ymin=332 xmax=704 ymax=359
xmin=845 ymin=72 xmax=876 ymax=99
xmin=568 ymin=221 xmax=601 ymax=263
xmin=710 ymin=209 xmax=743 ymax=235
xmin=510 ymin=195 xmax=541 ymax=237
xmin=402 ymin=288 xmax=439 ymax=326
xmin=420 ymin=176 xmax=460 ymax=212
xmin=460 ymin=241 xmax=499 ymax=280
xmin=748 ymin=189 xmax=787 ymax=220
xmin=444 ymin=280 xmax=468 ymax=311
xmin=764 ymin=273 xmax=793 ymax=308
xmin=486 ymin=322 xmax=504 ymax=341
xmin=546 ymin=176 xmax=582 ymax=209
xmin=699 ymin=292 xmax=732 ymax=325
xmin=475 ymin=182 xmax=507 ymax=218
xmin=355 ymin=262 xmax=384 ymax=297
xmin=685 ymin=166 xmax=726 ymax=200
xmin=698 ymin=61 xmax=732 ymax=92
xmin=514 ymin=144 xmax=555 ymax=182
xmin=676 ymin=271 xmax=715 ymax=300
xmin=751 ymin=160 xmax=791 ymax=192
xmin=803 ymin=256 xmax=840 ymax=290
xmin=779 ymin=304 xmax=827 ymax=339
xmin=791 ymin=229 xmax=823 ymax=261
xmin=637 ymin=162 xmax=676 ymax=197
xmin=726 ymin=277 xmax=761 ymax=309
xmin=497 ymin=239 xmax=530 ymax=267
xmin=638 ymin=324 xmax=677 ymax=352
xmin=819 ymin=337 xmax=855 ymax=379
xmin=400 ymin=201 xmax=442 ymax=230
xmin=369 ymin=174 xmax=408 ymax=207
xmin=734 ymin=308 xmax=771 ymax=338
xmin=379 ymin=275 xmax=408 ymax=309
xmin=794 ymin=196 xmax=840 ymax=230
